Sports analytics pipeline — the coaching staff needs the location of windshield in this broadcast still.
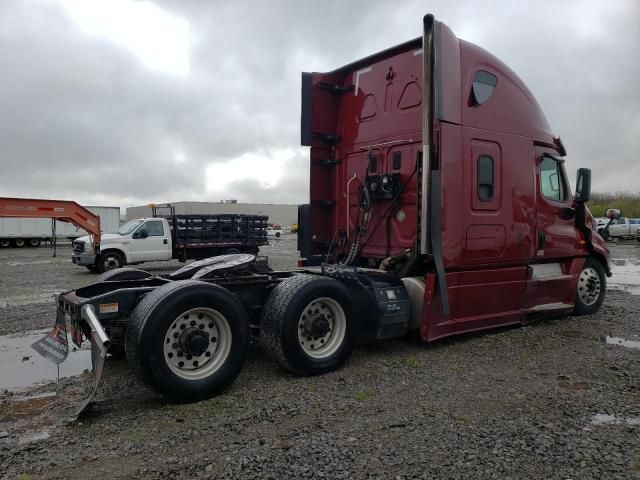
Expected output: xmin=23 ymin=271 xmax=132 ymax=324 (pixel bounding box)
xmin=117 ymin=219 xmax=144 ymax=235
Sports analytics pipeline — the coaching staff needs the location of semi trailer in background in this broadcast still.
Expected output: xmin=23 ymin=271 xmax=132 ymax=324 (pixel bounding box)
xmin=0 ymin=205 xmax=119 ymax=248
xmin=34 ymin=14 xmax=611 ymax=415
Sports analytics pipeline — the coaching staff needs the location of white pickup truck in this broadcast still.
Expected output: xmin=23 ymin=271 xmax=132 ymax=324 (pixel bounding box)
xmin=72 ymin=213 xmax=268 ymax=272
xmin=266 ymin=226 xmax=283 ymax=238
xmin=598 ymin=216 xmax=640 ymax=241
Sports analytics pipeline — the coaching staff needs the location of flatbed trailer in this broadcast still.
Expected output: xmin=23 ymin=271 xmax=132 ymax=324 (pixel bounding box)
xmin=153 ymin=204 xmax=268 ymax=260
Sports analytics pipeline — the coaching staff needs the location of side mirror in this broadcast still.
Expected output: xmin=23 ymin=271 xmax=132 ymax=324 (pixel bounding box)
xmin=606 ymin=208 xmax=621 ymax=220
xmin=574 ymin=168 xmax=591 ymax=203
xmin=134 ymin=229 xmax=149 ymax=239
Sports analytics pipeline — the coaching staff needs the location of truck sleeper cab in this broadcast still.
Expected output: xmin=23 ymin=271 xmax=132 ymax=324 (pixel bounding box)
xmin=36 ymin=14 xmax=611 ymax=411
xmin=298 ymin=13 xmax=611 ymax=341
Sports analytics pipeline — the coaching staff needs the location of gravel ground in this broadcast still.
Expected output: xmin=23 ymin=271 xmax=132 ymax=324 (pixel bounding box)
xmin=1 ymin=238 xmax=639 ymax=479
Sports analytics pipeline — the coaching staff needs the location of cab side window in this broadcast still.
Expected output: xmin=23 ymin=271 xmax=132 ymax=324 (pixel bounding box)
xmin=540 ymin=156 xmax=568 ymax=202
xmin=477 ymin=155 xmax=494 ymax=202
xmin=144 ymin=221 xmax=165 ymax=236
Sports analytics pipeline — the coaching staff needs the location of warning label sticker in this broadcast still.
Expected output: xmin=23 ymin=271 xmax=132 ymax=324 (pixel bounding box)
xmin=99 ymin=303 xmax=119 ymax=314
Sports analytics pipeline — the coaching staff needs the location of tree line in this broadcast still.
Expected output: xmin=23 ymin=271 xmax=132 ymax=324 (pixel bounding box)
xmin=588 ymin=192 xmax=640 ymax=218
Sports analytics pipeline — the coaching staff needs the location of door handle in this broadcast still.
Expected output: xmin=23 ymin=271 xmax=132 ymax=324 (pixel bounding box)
xmin=163 ymin=239 xmax=168 ymax=245
xmin=537 ymin=230 xmax=546 ymax=249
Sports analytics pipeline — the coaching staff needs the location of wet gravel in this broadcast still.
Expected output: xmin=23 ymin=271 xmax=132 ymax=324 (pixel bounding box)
xmin=1 ymin=238 xmax=639 ymax=479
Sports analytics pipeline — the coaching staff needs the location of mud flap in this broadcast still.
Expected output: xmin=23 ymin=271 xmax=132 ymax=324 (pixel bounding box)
xmin=31 ymin=309 xmax=69 ymax=364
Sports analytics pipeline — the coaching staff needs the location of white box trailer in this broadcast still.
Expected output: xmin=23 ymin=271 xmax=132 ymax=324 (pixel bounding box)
xmin=0 ymin=206 xmax=120 ymax=248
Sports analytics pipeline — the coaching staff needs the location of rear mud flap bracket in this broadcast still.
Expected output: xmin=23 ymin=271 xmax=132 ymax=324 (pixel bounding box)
xmin=31 ymin=304 xmax=110 ymax=421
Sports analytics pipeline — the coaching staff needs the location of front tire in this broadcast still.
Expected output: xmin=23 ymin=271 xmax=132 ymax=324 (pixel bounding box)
xmin=261 ymin=274 xmax=355 ymax=376
xmin=29 ymin=238 xmax=41 ymax=247
xmin=574 ymin=257 xmax=606 ymax=315
xmin=125 ymin=280 xmax=250 ymax=402
xmin=97 ymin=251 xmax=124 ymax=273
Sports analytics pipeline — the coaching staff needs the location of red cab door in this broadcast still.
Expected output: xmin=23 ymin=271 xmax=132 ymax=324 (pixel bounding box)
xmin=534 ymin=148 xmax=578 ymax=260
xmin=520 ymin=147 xmax=582 ymax=313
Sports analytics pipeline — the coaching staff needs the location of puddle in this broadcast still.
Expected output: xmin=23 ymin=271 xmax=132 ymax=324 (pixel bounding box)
xmin=0 ymin=292 xmax=57 ymax=308
xmin=0 ymin=392 xmax=57 ymax=421
xmin=609 ymin=284 xmax=640 ymax=296
xmin=0 ymin=392 xmax=58 ymax=445
xmin=591 ymin=413 xmax=640 ymax=426
xmin=610 ymin=256 xmax=640 ymax=294
xmin=6 ymin=391 xmax=57 ymax=415
xmin=0 ymin=329 xmax=91 ymax=392
xmin=5 ymin=259 xmax=64 ymax=267
xmin=601 ymin=335 xmax=640 ymax=350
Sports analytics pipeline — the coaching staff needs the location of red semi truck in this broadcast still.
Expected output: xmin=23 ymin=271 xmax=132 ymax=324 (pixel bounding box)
xmin=34 ymin=15 xmax=611 ymax=411
xmin=296 ymin=14 xmax=612 ymax=340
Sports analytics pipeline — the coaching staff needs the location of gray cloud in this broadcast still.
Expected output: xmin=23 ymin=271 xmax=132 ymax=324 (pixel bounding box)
xmin=0 ymin=0 xmax=638 ymax=211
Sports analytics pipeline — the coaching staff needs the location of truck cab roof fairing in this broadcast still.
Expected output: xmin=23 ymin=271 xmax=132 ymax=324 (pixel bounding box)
xmin=458 ymin=40 xmax=554 ymax=143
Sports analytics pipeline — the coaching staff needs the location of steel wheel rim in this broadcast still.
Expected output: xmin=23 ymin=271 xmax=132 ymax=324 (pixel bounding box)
xmin=0 ymin=240 xmax=9 ymax=247
xmin=578 ymin=267 xmax=601 ymax=306
xmin=163 ymin=307 xmax=232 ymax=380
xmin=29 ymin=239 xmax=40 ymax=247
xmin=103 ymin=256 xmax=120 ymax=270
xmin=15 ymin=239 xmax=25 ymax=247
xmin=297 ymin=297 xmax=346 ymax=359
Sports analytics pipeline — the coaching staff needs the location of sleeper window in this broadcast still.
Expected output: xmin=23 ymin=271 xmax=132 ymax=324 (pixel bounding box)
xmin=470 ymin=70 xmax=497 ymax=107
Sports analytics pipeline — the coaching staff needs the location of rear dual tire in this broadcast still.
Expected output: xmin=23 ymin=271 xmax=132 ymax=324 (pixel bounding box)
xmin=125 ymin=280 xmax=249 ymax=402
xmin=260 ymin=274 xmax=355 ymax=376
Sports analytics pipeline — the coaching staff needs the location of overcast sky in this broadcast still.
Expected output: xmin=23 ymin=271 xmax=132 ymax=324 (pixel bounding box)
xmin=0 ymin=0 xmax=638 ymax=209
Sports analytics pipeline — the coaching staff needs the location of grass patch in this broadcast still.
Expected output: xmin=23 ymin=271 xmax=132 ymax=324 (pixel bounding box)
xmin=400 ymin=355 xmax=419 ymax=368
xmin=352 ymin=389 xmax=375 ymax=401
